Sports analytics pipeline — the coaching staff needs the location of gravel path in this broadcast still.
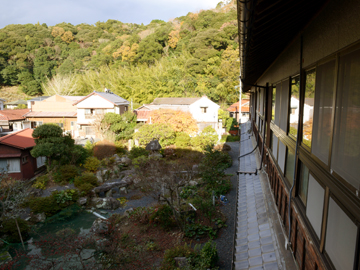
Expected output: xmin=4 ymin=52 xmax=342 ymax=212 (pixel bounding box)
xmin=215 ymin=141 xmax=239 ymax=270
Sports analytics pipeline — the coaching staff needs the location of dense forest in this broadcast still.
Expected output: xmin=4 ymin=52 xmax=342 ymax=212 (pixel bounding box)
xmin=0 ymin=1 xmax=239 ymax=105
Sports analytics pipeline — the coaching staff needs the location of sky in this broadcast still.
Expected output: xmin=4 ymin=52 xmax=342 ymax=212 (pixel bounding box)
xmin=0 ymin=0 xmax=222 ymax=29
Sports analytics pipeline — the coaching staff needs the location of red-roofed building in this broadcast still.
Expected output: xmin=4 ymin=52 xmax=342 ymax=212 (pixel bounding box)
xmin=226 ymin=99 xmax=250 ymax=123
xmin=0 ymin=109 xmax=30 ymax=133
xmin=0 ymin=128 xmax=44 ymax=180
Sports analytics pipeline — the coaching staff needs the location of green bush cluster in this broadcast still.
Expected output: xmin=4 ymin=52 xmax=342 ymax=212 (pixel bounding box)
xmin=161 ymin=240 xmax=218 ymax=270
xmin=26 ymin=189 xmax=79 ymax=217
xmin=32 ymin=175 xmax=49 ymax=190
xmin=74 ymin=172 xmax=98 ymax=194
xmin=0 ymin=218 xmax=30 ymax=243
xmin=133 ymin=123 xmax=175 ymax=147
xmin=128 ymin=146 xmax=148 ymax=159
xmin=220 ymin=135 xmax=240 ymax=142
xmin=83 ymin=156 xmax=100 ymax=172
xmin=128 ymin=207 xmax=155 ymax=224
xmin=150 ymin=204 xmax=176 ymax=230
xmin=53 ymin=164 xmax=79 ymax=183
xmin=174 ymin=132 xmax=191 ymax=148
xmin=191 ymin=126 xmax=218 ymax=150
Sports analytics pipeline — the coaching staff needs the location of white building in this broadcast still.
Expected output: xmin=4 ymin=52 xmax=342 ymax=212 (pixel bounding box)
xmin=73 ymin=89 xmax=130 ymax=138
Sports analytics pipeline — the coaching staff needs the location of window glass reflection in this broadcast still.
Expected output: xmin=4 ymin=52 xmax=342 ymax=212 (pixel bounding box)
xmin=303 ymin=69 xmax=315 ymax=149
xmin=272 ymin=86 xmax=276 ymax=121
xmin=289 ymin=76 xmax=300 ymax=137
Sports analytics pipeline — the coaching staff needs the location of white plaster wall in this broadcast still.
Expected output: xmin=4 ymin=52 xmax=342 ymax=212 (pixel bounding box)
xmin=0 ymin=101 xmax=4 ymax=110
xmin=76 ymin=95 xmax=114 ymax=108
xmin=190 ymin=97 xmax=220 ymax=123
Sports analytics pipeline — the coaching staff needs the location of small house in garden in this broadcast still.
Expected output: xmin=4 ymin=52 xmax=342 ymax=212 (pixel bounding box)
xmin=0 ymin=128 xmax=45 ymax=180
xmin=134 ymin=96 xmax=221 ymax=133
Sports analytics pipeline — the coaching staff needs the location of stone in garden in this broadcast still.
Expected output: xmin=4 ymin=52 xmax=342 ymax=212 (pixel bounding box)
xmin=189 ymin=180 xmax=198 ymax=186
xmin=120 ymin=156 xmax=131 ymax=166
xmin=113 ymin=154 xmax=121 ymax=162
xmin=124 ymin=208 xmax=134 ymax=217
xmin=119 ymin=187 xmax=127 ymax=194
xmin=90 ymin=218 xmax=110 ymax=234
xmin=92 ymin=197 xmax=121 ymax=210
xmin=192 ymin=164 xmax=199 ymax=172
xmin=93 ymin=181 xmax=128 ymax=194
xmin=96 ymin=170 xmax=103 ymax=183
xmin=146 ymin=139 xmax=162 ymax=151
xmin=149 ymin=152 xmax=163 ymax=158
xmin=174 ymin=257 xmax=188 ymax=268
xmin=35 ymin=213 xmax=46 ymax=222
xmin=78 ymin=197 xmax=87 ymax=205
xmin=105 ymin=189 xmax=113 ymax=197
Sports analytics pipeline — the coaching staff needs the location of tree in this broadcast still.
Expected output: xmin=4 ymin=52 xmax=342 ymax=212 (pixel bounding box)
xmin=150 ymin=109 xmax=198 ymax=135
xmin=31 ymin=124 xmax=75 ymax=169
xmin=102 ymin=111 xmax=137 ymax=140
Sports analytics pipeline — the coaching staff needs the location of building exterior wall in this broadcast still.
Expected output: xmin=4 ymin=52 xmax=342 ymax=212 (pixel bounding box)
xmin=189 ymin=97 xmax=219 ymax=123
xmin=26 ymin=117 xmax=77 ymax=132
xmin=76 ymin=95 xmax=114 ymax=109
xmin=31 ymin=95 xmax=77 ymax=112
xmin=249 ymin=0 xmax=360 ymax=269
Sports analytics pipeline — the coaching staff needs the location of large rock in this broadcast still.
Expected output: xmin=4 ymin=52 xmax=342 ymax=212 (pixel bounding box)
xmin=119 ymin=156 xmax=131 ymax=166
xmin=113 ymin=154 xmax=121 ymax=163
xmin=90 ymin=218 xmax=110 ymax=234
xmin=78 ymin=197 xmax=87 ymax=205
xmin=93 ymin=181 xmax=128 ymax=194
xmin=91 ymin=197 xmax=121 ymax=210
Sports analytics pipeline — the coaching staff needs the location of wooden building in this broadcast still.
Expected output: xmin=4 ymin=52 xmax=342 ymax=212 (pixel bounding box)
xmin=237 ymin=0 xmax=360 ymax=269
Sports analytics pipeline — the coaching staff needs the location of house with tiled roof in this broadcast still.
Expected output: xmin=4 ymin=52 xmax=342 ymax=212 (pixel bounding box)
xmin=226 ymin=99 xmax=250 ymax=123
xmin=134 ymin=96 xmax=221 ymax=132
xmin=0 ymin=109 xmax=30 ymax=133
xmin=73 ymin=89 xmax=129 ymax=137
xmin=0 ymin=128 xmax=44 ymax=180
xmin=24 ymin=95 xmax=84 ymax=136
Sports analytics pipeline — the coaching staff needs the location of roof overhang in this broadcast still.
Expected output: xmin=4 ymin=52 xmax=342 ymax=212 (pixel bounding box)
xmin=237 ymin=0 xmax=329 ymax=92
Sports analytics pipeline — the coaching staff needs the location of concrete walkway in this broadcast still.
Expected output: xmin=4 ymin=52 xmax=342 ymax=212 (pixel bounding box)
xmin=233 ymin=122 xmax=296 ymax=270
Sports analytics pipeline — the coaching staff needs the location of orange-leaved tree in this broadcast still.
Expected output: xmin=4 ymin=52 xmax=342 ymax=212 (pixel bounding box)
xmin=150 ymin=109 xmax=198 ymax=135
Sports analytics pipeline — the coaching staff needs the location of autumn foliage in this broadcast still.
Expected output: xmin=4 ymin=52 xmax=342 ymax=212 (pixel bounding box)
xmin=93 ymin=140 xmax=116 ymax=160
xmin=150 ymin=109 xmax=198 ymax=135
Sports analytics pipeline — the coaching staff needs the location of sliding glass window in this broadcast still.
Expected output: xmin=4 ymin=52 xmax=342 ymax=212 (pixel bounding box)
xmin=272 ymin=86 xmax=276 ymax=121
xmin=302 ymin=69 xmax=316 ymax=149
xmin=289 ymin=75 xmax=300 ymax=138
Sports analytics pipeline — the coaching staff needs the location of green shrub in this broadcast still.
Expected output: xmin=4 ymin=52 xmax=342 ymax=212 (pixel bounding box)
xmin=175 ymin=132 xmax=191 ymax=148
xmin=220 ymin=135 xmax=240 ymax=142
xmin=150 ymin=204 xmax=176 ymax=230
xmin=53 ymin=164 xmax=79 ymax=183
xmin=32 ymin=175 xmax=49 ymax=190
xmin=84 ymin=140 xmax=95 ymax=155
xmin=53 ymin=189 xmax=79 ymax=204
xmin=128 ymin=146 xmax=148 ymax=159
xmin=161 ymin=243 xmax=194 ymax=269
xmin=26 ymin=196 xmax=62 ymax=217
xmin=191 ymin=126 xmax=218 ymax=150
xmin=128 ymin=207 xmax=154 ymax=224
xmin=83 ymin=156 xmax=100 ymax=172
xmin=192 ymin=240 xmax=219 ymax=269
xmin=132 ymin=155 xmax=148 ymax=169
xmin=133 ymin=123 xmax=175 ymax=147
xmin=0 ymin=218 xmax=30 ymax=243
xmin=74 ymin=172 xmax=98 ymax=195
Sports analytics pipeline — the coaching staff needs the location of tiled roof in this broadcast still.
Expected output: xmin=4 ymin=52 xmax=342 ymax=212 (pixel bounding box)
xmin=152 ymin=97 xmax=201 ymax=105
xmin=0 ymin=109 xmax=30 ymax=121
xmin=227 ymin=100 xmax=250 ymax=113
xmin=0 ymin=128 xmax=35 ymax=149
xmin=24 ymin=111 xmax=77 ymax=117
xmin=73 ymin=91 xmax=129 ymax=106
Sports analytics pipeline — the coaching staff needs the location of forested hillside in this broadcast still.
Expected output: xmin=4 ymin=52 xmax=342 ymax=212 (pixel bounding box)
xmin=0 ymin=1 xmax=239 ymax=104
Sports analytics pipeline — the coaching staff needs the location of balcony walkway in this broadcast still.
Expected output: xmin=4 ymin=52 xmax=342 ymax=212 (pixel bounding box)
xmin=232 ymin=122 xmax=296 ymax=270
